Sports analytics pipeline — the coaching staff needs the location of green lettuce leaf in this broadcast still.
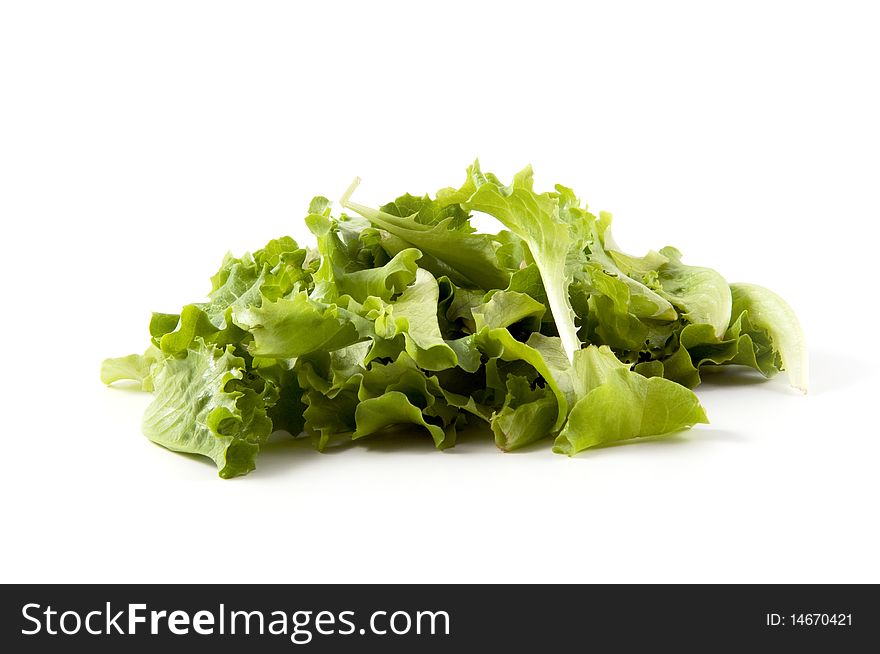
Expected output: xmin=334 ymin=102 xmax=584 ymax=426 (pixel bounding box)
xmin=234 ymin=292 xmax=363 ymax=359
xmin=466 ymin=163 xmax=584 ymax=362
xmin=341 ymin=178 xmax=511 ymax=290
xmin=353 ymin=392 xmax=447 ymax=447
xmin=141 ymin=339 xmax=275 ymax=478
xmin=654 ymin=247 xmax=731 ymax=338
xmin=586 ymin=214 xmax=678 ymax=322
xmin=728 ymin=283 xmax=808 ymax=392
xmin=380 ymin=192 xmax=473 ymax=231
xmin=100 ymin=346 xmax=162 ymax=391
xmin=370 ymin=269 xmax=459 ymax=371
xmin=489 ymin=373 xmax=558 ymax=451
xmin=306 ymin=201 xmax=422 ymax=304
xmin=554 ymin=346 xmax=708 ymax=455
xmin=472 ymin=289 xmax=546 ymax=332
xmin=296 ymin=348 xmax=461 ymax=450
xmin=475 ymin=329 xmax=569 ymax=433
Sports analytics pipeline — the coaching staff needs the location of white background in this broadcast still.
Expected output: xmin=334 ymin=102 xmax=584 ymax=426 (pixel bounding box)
xmin=1 ymin=1 xmax=878 ymax=583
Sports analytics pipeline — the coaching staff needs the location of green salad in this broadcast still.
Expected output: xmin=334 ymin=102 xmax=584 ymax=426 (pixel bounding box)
xmin=103 ymin=162 xmax=807 ymax=478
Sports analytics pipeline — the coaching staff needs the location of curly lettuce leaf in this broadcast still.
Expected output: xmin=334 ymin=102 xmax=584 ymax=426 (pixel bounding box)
xmin=297 ymin=348 xmax=460 ymax=450
xmin=472 ymin=290 xmax=546 ymax=333
xmin=554 ymin=346 xmax=708 ymax=455
xmin=151 ymin=233 xmax=316 ymax=357
xmin=586 ymin=214 xmax=677 ymax=322
xmin=141 ymin=339 xmax=275 ymax=478
xmin=256 ymin=363 xmax=306 ymax=438
xmin=369 ymin=269 xmax=459 ymax=371
xmin=489 ymin=374 xmax=558 ymax=451
xmin=728 ymin=283 xmax=808 ymax=392
xmin=380 ymin=192 xmax=473 ymax=232
xmin=475 ymin=329 xmax=569 ymax=433
xmin=341 ymin=178 xmax=511 ymax=290
xmin=209 ymin=234 xmax=314 ymax=310
xmin=635 ymin=323 xmax=739 ymax=389
xmin=654 ymin=247 xmax=731 ymax=338
xmin=100 ymin=346 xmax=162 ymax=391
xmin=353 ymin=392 xmax=447 ymax=447
xmin=234 ymin=291 xmax=364 ymax=359
xmin=466 ymin=163 xmax=584 ymax=362
xmin=306 ymin=202 xmax=422 ymax=304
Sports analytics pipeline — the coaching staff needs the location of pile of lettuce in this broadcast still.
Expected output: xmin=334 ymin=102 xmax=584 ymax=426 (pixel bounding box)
xmin=102 ymin=163 xmax=807 ymax=478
